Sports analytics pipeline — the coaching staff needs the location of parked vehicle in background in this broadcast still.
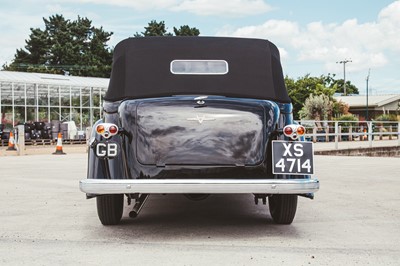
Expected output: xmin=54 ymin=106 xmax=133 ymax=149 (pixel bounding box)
xmin=79 ymin=36 xmax=319 ymax=225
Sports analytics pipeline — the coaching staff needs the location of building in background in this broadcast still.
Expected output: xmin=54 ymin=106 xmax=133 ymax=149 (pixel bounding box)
xmin=335 ymin=95 xmax=400 ymax=120
xmin=0 ymin=71 xmax=108 ymax=130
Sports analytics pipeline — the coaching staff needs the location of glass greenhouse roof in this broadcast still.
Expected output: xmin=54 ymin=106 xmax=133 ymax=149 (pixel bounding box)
xmin=0 ymin=71 xmax=109 ymax=88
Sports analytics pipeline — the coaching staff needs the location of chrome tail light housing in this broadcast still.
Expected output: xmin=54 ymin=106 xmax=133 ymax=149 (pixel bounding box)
xmin=95 ymin=123 xmax=119 ymax=139
xmin=283 ymin=124 xmax=305 ymax=140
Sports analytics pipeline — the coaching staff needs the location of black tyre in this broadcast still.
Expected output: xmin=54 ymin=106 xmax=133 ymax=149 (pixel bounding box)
xmin=96 ymin=194 xmax=124 ymax=225
xmin=268 ymin=194 xmax=298 ymax=224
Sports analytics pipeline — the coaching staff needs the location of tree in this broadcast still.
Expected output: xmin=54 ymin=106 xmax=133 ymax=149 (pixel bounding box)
xmin=285 ymin=73 xmax=359 ymax=119
xmin=333 ymin=79 xmax=359 ymax=95
xmin=135 ymin=20 xmax=200 ymax=37
xmin=285 ymin=74 xmax=334 ymax=119
xmin=320 ymin=73 xmax=359 ymax=94
xmin=173 ymin=25 xmax=200 ymax=36
xmin=4 ymin=14 xmax=113 ymax=77
xmin=135 ymin=20 xmax=172 ymax=37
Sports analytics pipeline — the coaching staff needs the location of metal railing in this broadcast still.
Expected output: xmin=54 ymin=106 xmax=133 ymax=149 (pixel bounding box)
xmin=297 ymin=120 xmax=400 ymax=149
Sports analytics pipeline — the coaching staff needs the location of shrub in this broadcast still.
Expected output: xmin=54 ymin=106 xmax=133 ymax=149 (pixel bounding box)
xmin=337 ymin=114 xmax=358 ymax=132
xmin=374 ymin=114 xmax=398 ymax=122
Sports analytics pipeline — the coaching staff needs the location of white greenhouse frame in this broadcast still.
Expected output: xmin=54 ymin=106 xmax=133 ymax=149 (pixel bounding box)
xmin=0 ymin=71 xmax=109 ymax=130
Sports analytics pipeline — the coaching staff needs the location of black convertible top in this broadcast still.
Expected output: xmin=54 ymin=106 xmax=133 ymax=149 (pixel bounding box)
xmin=105 ymin=36 xmax=290 ymax=103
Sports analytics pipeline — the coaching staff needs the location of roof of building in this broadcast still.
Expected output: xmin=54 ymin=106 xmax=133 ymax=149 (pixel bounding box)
xmin=335 ymin=95 xmax=400 ymax=108
xmin=0 ymin=70 xmax=109 ymax=88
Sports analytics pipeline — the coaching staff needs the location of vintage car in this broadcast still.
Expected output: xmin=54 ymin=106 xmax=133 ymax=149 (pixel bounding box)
xmin=79 ymin=36 xmax=319 ymax=225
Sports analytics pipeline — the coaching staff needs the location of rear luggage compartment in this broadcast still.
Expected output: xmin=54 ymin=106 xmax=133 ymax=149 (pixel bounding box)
xmin=134 ymin=99 xmax=270 ymax=166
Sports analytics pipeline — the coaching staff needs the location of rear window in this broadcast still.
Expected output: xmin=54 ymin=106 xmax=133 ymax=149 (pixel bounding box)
xmin=170 ymin=60 xmax=228 ymax=75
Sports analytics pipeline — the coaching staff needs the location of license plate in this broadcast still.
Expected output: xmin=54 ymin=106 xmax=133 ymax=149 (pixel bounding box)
xmin=272 ymin=141 xmax=314 ymax=175
xmin=94 ymin=141 xmax=119 ymax=159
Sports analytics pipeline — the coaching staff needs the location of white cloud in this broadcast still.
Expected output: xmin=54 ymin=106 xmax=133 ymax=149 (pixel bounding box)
xmin=171 ymin=0 xmax=272 ymax=17
xmin=0 ymin=10 xmax=43 ymax=66
xmin=379 ymin=0 xmax=400 ymax=24
xmin=216 ymin=20 xmax=296 ymax=59
xmin=45 ymin=4 xmax=64 ymax=14
xmin=65 ymin=0 xmax=178 ymax=10
xmin=277 ymin=47 xmax=289 ymax=60
xmin=219 ymin=20 xmax=299 ymax=40
xmin=65 ymin=0 xmax=272 ymax=17
xmin=216 ymin=0 xmax=400 ymax=75
xmin=377 ymin=0 xmax=400 ymax=52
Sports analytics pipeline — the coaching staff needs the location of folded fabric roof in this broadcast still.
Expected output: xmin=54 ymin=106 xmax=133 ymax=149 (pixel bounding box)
xmin=105 ymin=36 xmax=290 ymax=103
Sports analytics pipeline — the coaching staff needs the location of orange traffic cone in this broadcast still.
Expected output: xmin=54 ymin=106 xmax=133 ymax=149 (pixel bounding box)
xmin=53 ymin=133 xmax=66 ymax=155
xmin=7 ymin=131 xmax=16 ymax=151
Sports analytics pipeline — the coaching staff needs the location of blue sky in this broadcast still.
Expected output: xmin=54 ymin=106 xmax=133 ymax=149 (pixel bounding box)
xmin=1 ymin=0 xmax=399 ymax=95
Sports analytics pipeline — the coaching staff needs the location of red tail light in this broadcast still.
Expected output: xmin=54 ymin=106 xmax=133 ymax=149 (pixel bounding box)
xmin=109 ymin=125 xmax=118 ymax=134
xmin=283 ymin=126 xmax=294 ymax=136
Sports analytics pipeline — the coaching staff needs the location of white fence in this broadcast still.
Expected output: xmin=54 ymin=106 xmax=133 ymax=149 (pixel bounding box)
xmin=297 ymin=120 xmax=400 ymax=149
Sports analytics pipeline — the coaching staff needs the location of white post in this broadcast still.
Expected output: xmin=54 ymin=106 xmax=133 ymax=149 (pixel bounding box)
xmin=349 ymin=125 xmax=353 ymax=141
xmin=312 ymin=127 xmax=317 ymax=143
xmin=85 ymin=126 xmax=92 ymax=153
xmin=17 ymin=125 xmax=25 ymax=156
xmin=335 ymin=121 xmax=339 ymax=150
xmin=325 ymin=125 xmax=329 ymax=142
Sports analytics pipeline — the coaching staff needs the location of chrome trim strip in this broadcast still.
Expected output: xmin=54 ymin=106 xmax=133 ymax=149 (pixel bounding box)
xmin=80 ymin=178 xmax=319 ymax=194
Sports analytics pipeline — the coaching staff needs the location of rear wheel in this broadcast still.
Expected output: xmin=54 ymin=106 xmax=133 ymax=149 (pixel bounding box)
xmin=96 ymin=194 xmax=124 ymax=225
xmin=268 ymin=194 xmax=297 ymax=224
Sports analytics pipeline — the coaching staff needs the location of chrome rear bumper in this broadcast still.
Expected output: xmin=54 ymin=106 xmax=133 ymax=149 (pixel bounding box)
xmin=79 ymin=178 xmax=319 ymax=194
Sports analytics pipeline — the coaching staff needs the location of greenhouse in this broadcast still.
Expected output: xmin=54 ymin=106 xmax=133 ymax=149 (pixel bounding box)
xmin=0 ymin=71 xmax=109 ymax=130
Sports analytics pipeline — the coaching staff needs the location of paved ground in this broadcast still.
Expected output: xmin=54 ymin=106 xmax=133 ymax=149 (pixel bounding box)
xmin=0 ymin=153 xmax=399 ymax=265
xmin=0 ymin=144 xmax=87 ymax=156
